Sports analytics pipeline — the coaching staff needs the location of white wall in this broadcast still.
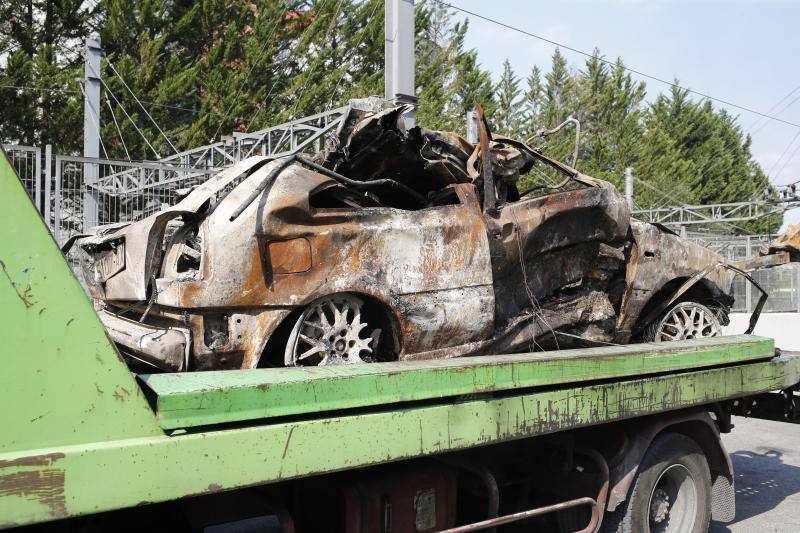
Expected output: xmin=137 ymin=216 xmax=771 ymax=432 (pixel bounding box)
xmin=724 ymin=313 xmax=800 ymax=350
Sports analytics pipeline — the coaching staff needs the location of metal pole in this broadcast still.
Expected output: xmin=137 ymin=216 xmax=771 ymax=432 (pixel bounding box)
xmin=466 ymin=110 xmax=478 ymax=143
xmin=34 ymin=147 xmax=41 ymax=213
xmin=624 ymin=167 xmax=633 ymax=210
xmin=792 ymin=268 xmax=800 ymax=313
xmin=83 ymin=33 xmax=103 ymax=229
xmin=746 ymin=236 xmax=752 ymax=314
xmin=44 ymin=144 xmax=52 ymax=230
xmin=385 ymin=0 xmax=417 ymax=126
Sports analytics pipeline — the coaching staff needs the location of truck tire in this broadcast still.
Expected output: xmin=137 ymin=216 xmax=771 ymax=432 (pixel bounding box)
xmin=601 ymin=432 xmax=712 ymax=533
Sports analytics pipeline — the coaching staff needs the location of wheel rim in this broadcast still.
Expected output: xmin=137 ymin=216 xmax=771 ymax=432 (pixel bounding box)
xmin=654 ymin=303 xmax=721 ymax=342
xmin=287 ymin=295 xmax=374 ymax=366
xmin=647 ymin=464 xmax=698 ymax=533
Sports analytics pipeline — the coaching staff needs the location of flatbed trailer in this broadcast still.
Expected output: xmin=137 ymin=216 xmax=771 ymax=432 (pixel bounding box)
xmin=2 ymin=148 xmax=799 ymax=532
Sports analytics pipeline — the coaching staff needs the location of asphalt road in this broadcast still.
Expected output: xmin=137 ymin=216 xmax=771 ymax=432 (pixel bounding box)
xmin=710 ymin=416 xmax=800 ymax=533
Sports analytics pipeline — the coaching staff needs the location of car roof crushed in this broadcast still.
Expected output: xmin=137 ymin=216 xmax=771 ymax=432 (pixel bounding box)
xmin=313 ymin=97 xmax=560 ymax=210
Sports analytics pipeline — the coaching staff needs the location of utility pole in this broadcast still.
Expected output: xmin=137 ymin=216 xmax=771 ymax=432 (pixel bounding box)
xmin=83 ymin=33 xmax=103 ymax=229
xmin=624 ymin=167 xmax=634 ymax=210
xmin=385 ymin=0 xmax=417 ymax=126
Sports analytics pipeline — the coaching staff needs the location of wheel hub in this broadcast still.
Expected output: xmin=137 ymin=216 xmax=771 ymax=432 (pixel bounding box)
xmin=656 ymin=302 xmax=721 ymax=342
xmin=289 ymin=295 xmax=374 ymax=366
xmin=649 ymin=488 xmax=670 ymax=524
xmin=647 ymin=464 xmax=698 ymax=533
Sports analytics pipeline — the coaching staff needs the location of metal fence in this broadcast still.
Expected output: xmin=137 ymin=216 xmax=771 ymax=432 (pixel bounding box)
xmin=3 ymin=144 xmax=43 ymax=214
xmin=685 ymin=232 xmax=800 ymax=313
xmin=6 ymin=142 xmax=800 ymax=314
xmin=53 ymin=155 xmax=214 ymax=245
xmin=5 ymin=144 xmax=214 ymax=246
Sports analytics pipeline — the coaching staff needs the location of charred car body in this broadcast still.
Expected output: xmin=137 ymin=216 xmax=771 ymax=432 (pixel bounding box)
xmin=74 ymin=99 xmax=736 ymax=372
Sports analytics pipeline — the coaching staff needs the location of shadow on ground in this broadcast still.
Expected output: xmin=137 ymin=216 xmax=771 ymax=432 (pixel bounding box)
xmin=710 ymin=448 xmax=800 ymax=532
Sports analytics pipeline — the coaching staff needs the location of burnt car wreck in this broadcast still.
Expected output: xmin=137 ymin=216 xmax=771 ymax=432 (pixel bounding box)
xmin=74 ymin=98 xmax=740 ymax=372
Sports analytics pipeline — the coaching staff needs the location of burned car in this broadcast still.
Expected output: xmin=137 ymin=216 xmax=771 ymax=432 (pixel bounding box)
xmin=74 ymin=99 xmax=735 ymax=372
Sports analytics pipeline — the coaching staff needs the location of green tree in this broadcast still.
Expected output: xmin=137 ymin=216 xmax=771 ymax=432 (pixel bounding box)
xmin=495 ymin=58 xmax=520 ymax=136
xmin=541 ymin=48 xmax=573 ymax=128
xmin=0 ymin=0 xmax=96 ymax=151
xmin=519 ymin=65 xmax=543 ymax=139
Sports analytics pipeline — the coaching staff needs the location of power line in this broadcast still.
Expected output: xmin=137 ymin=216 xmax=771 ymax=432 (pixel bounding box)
xmin=434 ymin=0 xmax=800 ymax=130
xmin=768 ymin=129 xmax=800 ymax=177
xmin=747 ymin=83 xmax=800 ymax=133
xmin=243 ymin=6 xmax=332 ymax=133
xmin=774 ymin=135 xmax=800 ymax=179
xmin=751 ymin=91 xmax=800 ymax=136
xmin=0 ymin=84 xmax=80 ymax=94
xmin=633 ymin=175 xmax=687 ymax=207
xmin=1 ymin=84 xmax=228 ymax=118
xmin=633 ymin=174 xmax=749 ymax=234
xmin=99 ymin=76 xmax=160 ymax=159
xmin=326 ymin=0 xmax=382 ymax=109
xmin=290 ymin=0 xmax=347 ymax=119
xmin=106 ymin=58 xmax=179 ymax=155
xmin=105 ymin=94 xmax=131 ymax=161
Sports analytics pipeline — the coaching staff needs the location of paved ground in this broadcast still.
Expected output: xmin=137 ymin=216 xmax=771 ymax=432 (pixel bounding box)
xmin=710 ymin=416 xmax=800 ymax=533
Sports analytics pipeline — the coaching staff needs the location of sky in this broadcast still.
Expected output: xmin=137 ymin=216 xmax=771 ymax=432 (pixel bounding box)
xmin=449 ymin=0 xmax=800 ymax=229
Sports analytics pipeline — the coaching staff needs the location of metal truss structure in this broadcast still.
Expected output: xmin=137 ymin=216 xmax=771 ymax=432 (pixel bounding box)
xmin=632 ymin=198 xmax=800 ymax=227
xmin=159 ymin=106 xmax=349 ymax=170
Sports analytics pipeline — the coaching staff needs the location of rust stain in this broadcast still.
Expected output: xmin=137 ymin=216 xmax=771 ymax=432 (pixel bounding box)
xmin=0 ymin=259 xmax=34 ymax=309
xmin=72 ymin=98 xmax=735 ymax=372
xmin=0 ymin=453 xmax=66 ymax=518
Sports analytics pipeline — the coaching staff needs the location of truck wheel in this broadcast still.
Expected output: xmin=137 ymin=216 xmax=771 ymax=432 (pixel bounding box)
xmin=602 ymin=432 xmax=712 ymax=533
xmin=284 ymin=294 xmax=376 ymax=366
xmin=644 ymin=302 xmax=721 ymax=342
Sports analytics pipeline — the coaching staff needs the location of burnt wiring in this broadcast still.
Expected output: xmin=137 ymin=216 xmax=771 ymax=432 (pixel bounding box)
xmin=518 ymin=118 xmax=582 ymax=198
xmin=531 ymin=116 xmax=582 ymax=170
xmin=509 ymin=209 xmax=559 ymax=351
xmin=295 ymin=155 xmax=427 ymax=206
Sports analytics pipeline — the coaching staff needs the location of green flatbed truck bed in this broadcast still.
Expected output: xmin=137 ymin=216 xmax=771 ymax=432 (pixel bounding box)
xmin=2 ymin=147 xmax=799 ymax=531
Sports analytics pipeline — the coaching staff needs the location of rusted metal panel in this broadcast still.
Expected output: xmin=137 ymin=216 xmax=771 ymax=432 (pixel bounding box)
xmin=73 ymin=100 xmax=741 ymax=371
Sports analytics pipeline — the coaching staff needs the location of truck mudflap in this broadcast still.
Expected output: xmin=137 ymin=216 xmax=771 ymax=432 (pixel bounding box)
xmin=98 ymin=309 xmax=189 ymax=372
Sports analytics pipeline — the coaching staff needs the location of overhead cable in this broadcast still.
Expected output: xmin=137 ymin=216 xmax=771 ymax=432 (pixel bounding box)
xmin=99 ymin=76 xmax=160 ymax=159
xmin=106 ymin=59 xmax=180 ymax=155
xmin=433 ymin=0 xmax=800 ymax=130
xmin=105 ymin=94 xmax=131 ymax=161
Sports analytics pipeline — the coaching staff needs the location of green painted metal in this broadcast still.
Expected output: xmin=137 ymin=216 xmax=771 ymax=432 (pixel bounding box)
xmin=0 ymin=148 xmax=163 ymax=454
xmin=3 ymin=146 xmax=800 ymax=529
xmin=2 ymin=354 xmax=799 ymax=528
xmin=142 ymin=335 xmax=774 ymax=429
